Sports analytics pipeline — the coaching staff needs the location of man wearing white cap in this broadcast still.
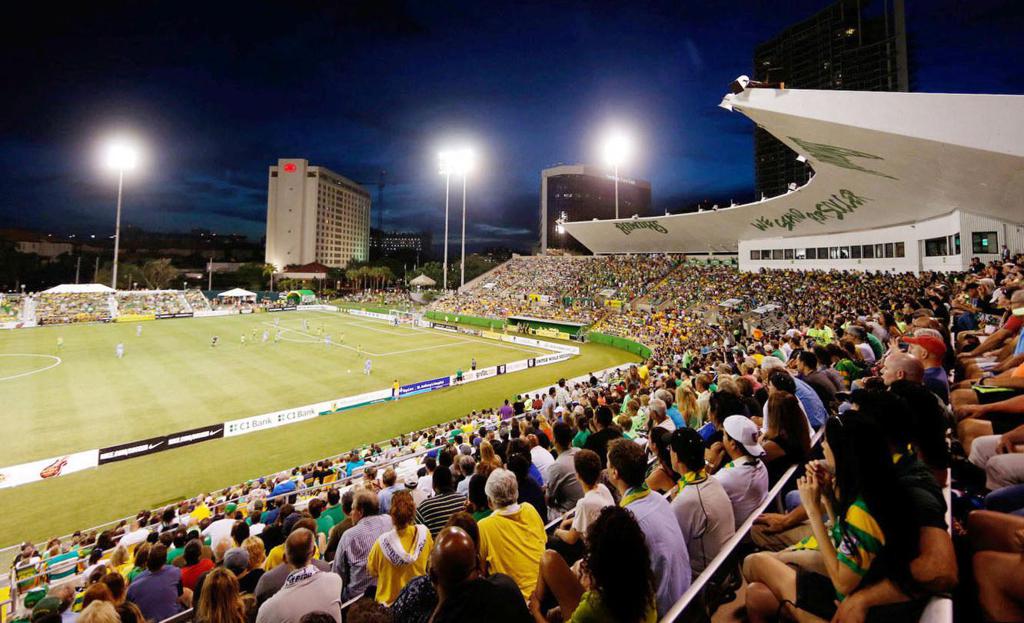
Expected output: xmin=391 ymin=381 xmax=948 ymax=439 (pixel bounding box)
xmin=714 ymin=415 xmax=770 ymax=528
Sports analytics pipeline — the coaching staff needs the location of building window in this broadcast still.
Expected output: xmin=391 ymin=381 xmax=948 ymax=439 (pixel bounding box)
xmin=862 ymin=244 xmax=874 ymax=259
xmin=839 ymin=247 xmax=850 ymax=259
xmin=817 ymin=247 xmax=828 ymax=259
xmin=750 ymin=250 xmax=761 ymax=260
xmin=850 ymin=245 xmax=861 ymax=259
xmin=972 ymin=231 xmax=997 ymax=254
xmin=795 ymin=248 xmax=807 ymax=260
xmin=772 ymin=249 xmax=783 ymax=260
xmin=784 ymin=248 xmax=794 ymax=260
xmin=829 ymin=247 xmax=839 ymax=260
xmin=884 ymin=243 xmax=894 ymax=258
xmin=895 ymin=242 xmax=905 ymax=257
xmin=806 ymin=248 xmax=817 ymax=260
xmin=925 ymin=236 xmax=949 ymax=257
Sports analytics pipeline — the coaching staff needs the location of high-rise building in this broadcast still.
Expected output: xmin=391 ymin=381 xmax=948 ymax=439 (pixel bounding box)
xmin=753 ymin=0 xmax=908 ymax=199
xmin=370 ymin=229 xmax=432 ymax=260
xmin=265 ymin=158 xmax=371 ymax=270
xmin=540 ymin=164 xmax=652 ymax=253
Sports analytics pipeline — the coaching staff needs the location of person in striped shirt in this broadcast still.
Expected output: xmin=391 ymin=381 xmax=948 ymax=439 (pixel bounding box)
xmin=414 ymin=466 xmax=467 ymax=537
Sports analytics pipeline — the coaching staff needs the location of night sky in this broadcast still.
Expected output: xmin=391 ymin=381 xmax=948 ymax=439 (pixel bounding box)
xmin=1 ymin=0 xmax=1020 ymax=251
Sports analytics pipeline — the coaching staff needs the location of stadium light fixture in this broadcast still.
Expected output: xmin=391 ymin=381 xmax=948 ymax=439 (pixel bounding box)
xmin=102 ymin=138 xmax=141 ymax=290
xmin=601 ymin=130 xmax=632 ymax=219
xmin=440 ymin=147 xmax=476 ymax=290
xmin=438 ymin=151 xmax=453 ymax=291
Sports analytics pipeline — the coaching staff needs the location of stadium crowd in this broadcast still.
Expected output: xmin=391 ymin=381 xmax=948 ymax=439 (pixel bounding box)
xmin=11 ymin=254 xmax=1024 ymax=623
xmin=34 ymin=292 xmax=113 ymax=325
xmin=115 ymin=292 xmax=191 ymax=317
xmin=429 ymin=255 xmax=683 ymax=325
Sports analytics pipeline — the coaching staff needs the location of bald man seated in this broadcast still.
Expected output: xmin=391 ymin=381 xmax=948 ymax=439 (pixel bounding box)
xmin=428 ymin=527 xmax=531 ymax=623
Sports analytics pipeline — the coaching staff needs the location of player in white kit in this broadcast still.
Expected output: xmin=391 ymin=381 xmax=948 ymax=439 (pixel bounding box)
xmin=115 ymin=343 xmax=125 ymax=359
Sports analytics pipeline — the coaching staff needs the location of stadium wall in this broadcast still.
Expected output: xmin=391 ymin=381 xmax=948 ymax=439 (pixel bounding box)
xmin=423 ymin=310 xmax=506 ymax=330
xmin=586 ymin=332 xmax=652 ymax=359
xmin=738 ymin=210 xmax=1023 ymax=273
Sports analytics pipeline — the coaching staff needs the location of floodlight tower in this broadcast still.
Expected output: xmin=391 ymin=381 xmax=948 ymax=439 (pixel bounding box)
xmin=103 ymin=140 xmax=140 ymax=289
xmin=602 ymin=130 xmax=633 ymax=219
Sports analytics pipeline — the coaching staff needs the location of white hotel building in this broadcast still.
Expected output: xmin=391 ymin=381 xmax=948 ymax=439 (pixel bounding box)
xmin=265 ymin=158 xmax=371 ymax=270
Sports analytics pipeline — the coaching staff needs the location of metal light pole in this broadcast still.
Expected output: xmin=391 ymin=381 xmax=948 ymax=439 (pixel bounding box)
xmin=442 ymin=169 xmax=451 ymax=291
xmin=111 ymin=168 xmax=124 ymax=289
xmin=613 ymin=162 xmax=619 ymax=220
xmin=103 ymin=139 xmax=139 ymax=289
xmin=460 ymin=172 xmax=467 ymax=289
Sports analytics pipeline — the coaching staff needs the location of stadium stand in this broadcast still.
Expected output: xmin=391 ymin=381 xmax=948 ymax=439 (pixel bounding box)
xmin=183 ymin=289 xmax=211 ymax=312
xmin=429 ymin=254 xmax=683 ymax=325
xmin=9 ymin=255 xmax=1024 ymax=622
xmin=115 ymin=291 xmax=191 ymax=316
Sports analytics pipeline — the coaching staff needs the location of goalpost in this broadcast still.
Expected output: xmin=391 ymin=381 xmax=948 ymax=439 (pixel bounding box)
xmin=388 ymin=309 xmax=420 ymax=325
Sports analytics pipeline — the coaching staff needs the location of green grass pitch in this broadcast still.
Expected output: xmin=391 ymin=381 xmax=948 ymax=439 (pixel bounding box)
xmin=0 ymin=310 xmax=635 ymax=548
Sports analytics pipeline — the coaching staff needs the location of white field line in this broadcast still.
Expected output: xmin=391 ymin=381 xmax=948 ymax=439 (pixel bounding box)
xmin=262 ymin=322 xmax=465 ymax=357
xmin=297 ymin=311 xmax=546 ymax=356
xmin=0 ymin=354 xmax=62 ymax=381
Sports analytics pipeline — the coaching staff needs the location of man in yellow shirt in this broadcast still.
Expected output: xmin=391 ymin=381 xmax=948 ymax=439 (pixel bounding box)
xmin=477 ymin=469 xmax=546 ymax=600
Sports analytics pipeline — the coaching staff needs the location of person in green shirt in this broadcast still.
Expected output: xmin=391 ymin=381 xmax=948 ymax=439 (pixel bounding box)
xmin=571 ymin=411 xmax=592 ymax=449
xmin=467 ymin=474 xmax=493 ymax=522
xmin=807 ymin=317 xmax=835 ymax=345
xmin=308 ymin=497 xmax=334 ymax=538
xmin=530 ymin=505 xmax=656 ymax=623
xmin=322 ymin=488 xmax=345 ymax=526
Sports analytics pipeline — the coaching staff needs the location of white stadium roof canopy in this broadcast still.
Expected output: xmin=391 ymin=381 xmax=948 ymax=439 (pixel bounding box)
xmin=563 ymin=87 xmax=1024 ymax=254
xmin=41 ymin=283 xmax=116 ymax=294
xmin=216 ymin=288 xmax=257 ymax=298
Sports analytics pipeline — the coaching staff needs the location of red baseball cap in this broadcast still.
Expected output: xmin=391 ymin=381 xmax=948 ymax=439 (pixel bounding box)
xmin=901 ymin=335 xmax=947 ymax=357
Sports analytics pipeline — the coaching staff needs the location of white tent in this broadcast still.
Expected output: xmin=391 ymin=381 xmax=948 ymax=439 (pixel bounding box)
xmin=409 ymin=274 xmax=436 ymax=287
xmin=216 ymin=288 xmax=257 ymax=299
xmin=41 ymin=283 xmax=116 ymax=294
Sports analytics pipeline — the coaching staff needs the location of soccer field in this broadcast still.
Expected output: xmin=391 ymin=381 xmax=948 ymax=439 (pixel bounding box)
xmin=1 ymin=310 xmax=551 ymax=466
xmin=0 ymin=310 xmax=634 ymax=548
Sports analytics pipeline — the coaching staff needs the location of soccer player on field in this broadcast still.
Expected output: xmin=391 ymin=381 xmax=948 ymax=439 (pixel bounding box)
xmin=56 ymin=336 xmax=64 ymax=351
xmin=262 ymin=330 xmax=269 ymax=344
xmin=115 ymin=343 xmax=125 ymax=359
xmin=211 ymin=335 xmax=219 ymax=348
xmin=136 ymin=324 xmax=142 ymax=337
xmin=274 ymin=331 xmax=281 ymax=344
xmin=325 ymin=334 xmax=332 ymax=348
xmin=392 ymin=379 xmax=400 ymax=399
xmin=241 ymin=334 xmax=247 ymax=346
xmin=364 ymin=358 xmax=372 ymax=375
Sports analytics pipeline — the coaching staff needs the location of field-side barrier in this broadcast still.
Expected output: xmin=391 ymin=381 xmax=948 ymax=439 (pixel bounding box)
xmin=586 ymin=331 xmax=652 ymax=359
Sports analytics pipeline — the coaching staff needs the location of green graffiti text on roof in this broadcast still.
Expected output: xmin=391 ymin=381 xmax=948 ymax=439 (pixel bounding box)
xmin=788 ymin=137 xmax=897 ymax=180
xmin=750 ymin=189 xmax=870 ymax=232
xmin=615 ymin=220 xmax=669 ymax=235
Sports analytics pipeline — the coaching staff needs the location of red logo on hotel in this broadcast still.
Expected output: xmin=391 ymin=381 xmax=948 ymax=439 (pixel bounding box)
xmin=283 ymin=163 xmax=297 ymax=172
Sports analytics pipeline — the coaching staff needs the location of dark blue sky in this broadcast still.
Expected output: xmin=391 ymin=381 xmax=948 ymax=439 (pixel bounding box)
xmin=1 ymin=0 xmax=1020 ymax=250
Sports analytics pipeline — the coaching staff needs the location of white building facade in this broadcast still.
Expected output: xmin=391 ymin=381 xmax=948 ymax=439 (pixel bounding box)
xmin=739 ymin=210 xmax=1024 ymax=273
xmin=265 ymin=158 xmax=371 ymax=270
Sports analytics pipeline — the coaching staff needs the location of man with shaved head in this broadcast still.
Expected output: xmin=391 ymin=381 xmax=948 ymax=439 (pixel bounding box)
xmin=429 ymin=526 xmax=531 ymax=622
xmin=881 ymin=352 xmax=925 ymax=387
xmin=256 ymin=528 xmax=342 ymax=623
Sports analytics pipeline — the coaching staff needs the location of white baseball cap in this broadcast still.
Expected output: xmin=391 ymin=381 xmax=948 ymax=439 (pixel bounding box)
xmin=723 ymin=415 xmax=765 ymax=457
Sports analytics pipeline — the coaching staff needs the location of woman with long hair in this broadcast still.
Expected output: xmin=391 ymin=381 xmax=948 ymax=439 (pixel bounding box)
xmin=367 ymin=491 xmax=433 ymax=605
xmin=761 ymin=392 xmax=812 ymax=484
xmin=644 ymin=428 xmax=678 ymax=494
xmin=675 ymin=386 xmax=701 ymax=429
xmin=196 ymin=567 xmax=246 ymax=623
xmin=530 ymin=505 xmax=657 ymax=622
xmin=477 ymin=439 xmax=503 ymax=470
xmin=744 ymin=414 xmax=917 ymax=622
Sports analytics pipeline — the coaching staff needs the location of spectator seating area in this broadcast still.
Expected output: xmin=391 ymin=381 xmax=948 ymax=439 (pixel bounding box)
xmin=17 ymin=289 xmax=215 ymax=324
xmin=429 ymin=254 xmax=683 ymax=325
xmin=8 ymin=255 xmax=1024 ymax=623
xmin=34 ymin=292 xmax=114 ymax=325
xmin=115 ymin=291 xmax=191 ymax=316
xmin=183 ymin=289 xmax=211 ymax=312
xmin=0 ymin=294 xmax=23 ymax=321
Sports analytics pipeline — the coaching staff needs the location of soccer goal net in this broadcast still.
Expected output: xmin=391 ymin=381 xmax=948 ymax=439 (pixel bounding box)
xmin=388 ymin=309 xmax=419 ymax=325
